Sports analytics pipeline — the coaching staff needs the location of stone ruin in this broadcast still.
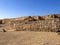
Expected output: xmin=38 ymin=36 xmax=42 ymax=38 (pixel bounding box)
xmin=0 ymin=14 xmax=60 ymax=32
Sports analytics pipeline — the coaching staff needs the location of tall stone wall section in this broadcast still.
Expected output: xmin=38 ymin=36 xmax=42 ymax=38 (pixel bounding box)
xmin=15 ymin=18 xmax=60 ymax=32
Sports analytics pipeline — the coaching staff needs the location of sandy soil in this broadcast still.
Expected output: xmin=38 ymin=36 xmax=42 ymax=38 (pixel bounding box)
xmin=0 ymin=31 xmax=60 ymax=45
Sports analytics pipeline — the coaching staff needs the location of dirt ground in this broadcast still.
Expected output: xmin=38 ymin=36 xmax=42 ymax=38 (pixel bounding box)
xmin=0 ymin=31 xmax=60 ymax=45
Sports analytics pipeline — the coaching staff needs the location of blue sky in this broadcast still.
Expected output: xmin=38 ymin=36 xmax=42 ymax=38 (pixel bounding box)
xmin=0 ymin=0 xmax=60 ymax=19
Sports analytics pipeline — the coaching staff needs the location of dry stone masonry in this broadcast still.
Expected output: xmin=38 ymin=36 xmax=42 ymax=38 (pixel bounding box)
xmin=0 ymin=14 xmax=60 ymax=32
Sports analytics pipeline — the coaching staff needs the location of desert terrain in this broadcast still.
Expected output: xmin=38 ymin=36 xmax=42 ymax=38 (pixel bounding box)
xmin=0 ymin=31 xmax=60 ymax=45
xmin=0 ymin=14 xmax=60 ymax=45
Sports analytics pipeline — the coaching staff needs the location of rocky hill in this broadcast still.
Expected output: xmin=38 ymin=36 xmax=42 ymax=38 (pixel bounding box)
xmin=0 ymin=14 xmax=60 ymax=32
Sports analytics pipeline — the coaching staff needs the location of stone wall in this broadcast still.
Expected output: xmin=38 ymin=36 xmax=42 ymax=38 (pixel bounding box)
xmin=0 ymin=14 xmax=60 ymax=32
xmin=14 ymin=18 xmax=60 ymax=32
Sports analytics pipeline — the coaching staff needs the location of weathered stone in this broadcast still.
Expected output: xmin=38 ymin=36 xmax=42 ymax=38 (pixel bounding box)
xmin=0 ymin=14 xmax=60 ymax=32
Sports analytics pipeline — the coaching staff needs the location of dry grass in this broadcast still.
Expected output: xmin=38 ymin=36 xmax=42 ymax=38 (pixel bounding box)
xmin=0 ymin=31 xmax=60 ymax=45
